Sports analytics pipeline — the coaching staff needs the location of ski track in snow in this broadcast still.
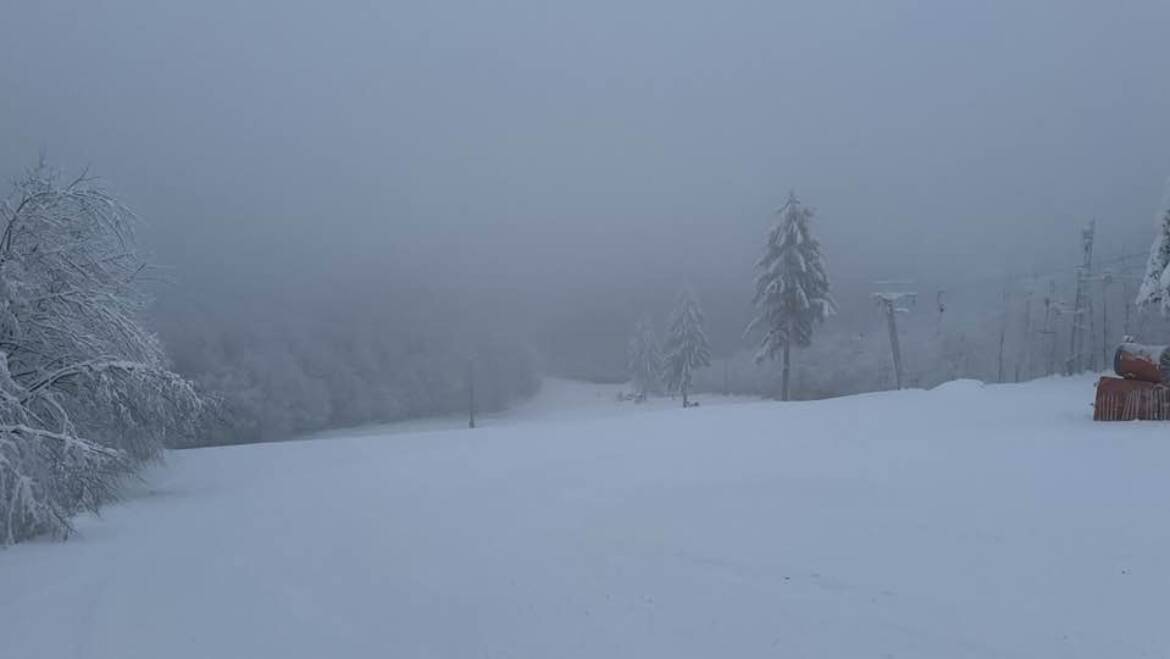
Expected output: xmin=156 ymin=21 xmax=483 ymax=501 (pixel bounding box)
xmin=2 ymin=377 xmax=1169 ymax=658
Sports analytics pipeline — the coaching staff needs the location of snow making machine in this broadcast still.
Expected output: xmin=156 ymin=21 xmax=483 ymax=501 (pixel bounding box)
xmin=1094 ymin=342 xmax=1170 ymax=421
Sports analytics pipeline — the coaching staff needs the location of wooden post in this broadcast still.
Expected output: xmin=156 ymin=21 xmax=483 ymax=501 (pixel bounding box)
xmin=1016 ymin=284 xmax=1033 ymax=382
xmin=997 ymin=285 xmax=1009 ymax=383
xmin=467 ymin=357 xmax=476 ymax=429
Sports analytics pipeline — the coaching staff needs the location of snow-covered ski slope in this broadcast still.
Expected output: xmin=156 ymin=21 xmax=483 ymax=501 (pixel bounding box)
xmin=3 ymin=377 xmax=1169 ymax=658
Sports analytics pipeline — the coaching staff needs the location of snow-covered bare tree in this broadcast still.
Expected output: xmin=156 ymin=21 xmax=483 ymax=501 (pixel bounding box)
xmin=747 ymin=191 xmax=836 ymax=401
xmin=626 ymin=316 xmax=662 ymax=401
xmin=1137 ymin=206 xmax=1170 ymax=313
xmin=663 ymin=289 xmax=711 ymax=408
xmin=0 ymin=162 xmax=204 ymax=545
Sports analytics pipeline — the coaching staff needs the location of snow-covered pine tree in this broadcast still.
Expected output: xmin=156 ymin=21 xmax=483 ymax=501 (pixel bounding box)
xmin=748 ymin=191 xmax=836 ymax=401
xmin=1136 ymin=206 xmax=1170 ymax=313
xmin=0 ymin=162 xmax=205 ymax=545
xmin=626 ymin=316 xmax=662 ymax=402
xmin=663 ymin=289 xmax=711 ymax=408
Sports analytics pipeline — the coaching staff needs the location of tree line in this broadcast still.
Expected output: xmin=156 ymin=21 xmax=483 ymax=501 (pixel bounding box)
xmin=157 ymin=295 xmax=539 ymax=445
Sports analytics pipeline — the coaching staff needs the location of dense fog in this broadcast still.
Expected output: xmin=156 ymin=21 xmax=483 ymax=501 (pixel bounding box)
xmin=3 ymin=0 xmax=1170 ymax=444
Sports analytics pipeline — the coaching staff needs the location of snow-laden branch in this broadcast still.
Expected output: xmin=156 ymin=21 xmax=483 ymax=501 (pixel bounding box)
xmin=0 ymin=162 xmax=205 ymax=545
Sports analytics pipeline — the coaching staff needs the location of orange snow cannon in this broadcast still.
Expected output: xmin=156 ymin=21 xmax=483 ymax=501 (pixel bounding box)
xmin=1094 ymin=343 xmax=1170 ymax=421
xmin=1094 ymin=376 xmax=1170 ymax=421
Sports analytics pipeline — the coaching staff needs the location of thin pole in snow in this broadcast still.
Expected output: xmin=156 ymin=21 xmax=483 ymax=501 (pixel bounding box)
xmin=1067 ymin=220 xmax=1095 ymax=374
xmin=997 ymin=284 xmax=1009 ymax=383
xmin=467 ymin=357 xmax=476 ymax=429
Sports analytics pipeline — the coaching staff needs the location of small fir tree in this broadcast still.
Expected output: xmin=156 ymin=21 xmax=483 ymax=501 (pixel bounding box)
xmin=627 ymin=316 xmax=662 ymax=402
xmin=664 ymin=289 xmax=711 ymax=407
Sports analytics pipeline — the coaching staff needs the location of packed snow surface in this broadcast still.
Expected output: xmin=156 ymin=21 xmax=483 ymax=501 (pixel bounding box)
xmin=3 ymin=377 xmax=1170 ymax=658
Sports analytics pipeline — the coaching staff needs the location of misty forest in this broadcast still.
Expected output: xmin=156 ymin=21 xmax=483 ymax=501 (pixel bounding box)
xmin=3 ymin=2 xmax=1170 ymax=658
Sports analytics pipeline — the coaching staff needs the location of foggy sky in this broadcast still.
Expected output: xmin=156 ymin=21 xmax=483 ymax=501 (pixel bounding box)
xmin=3 ymin=0 xmax=1169 ymax=352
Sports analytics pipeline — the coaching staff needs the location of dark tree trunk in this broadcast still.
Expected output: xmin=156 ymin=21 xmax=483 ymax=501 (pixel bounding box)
xmin=781 ymin=339 xmax=791 ymax=401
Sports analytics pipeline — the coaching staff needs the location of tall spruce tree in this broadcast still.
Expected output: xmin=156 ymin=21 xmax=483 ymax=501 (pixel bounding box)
xmin=664 ymin=289 xmax=711 ymax=408
xmin=1137 ymin=206 xmax=1170 ymax=313
xmin=627 ymin=316 xmax=662 ymax=402
xmin=748 ymin=191 xmax=836 ymax=401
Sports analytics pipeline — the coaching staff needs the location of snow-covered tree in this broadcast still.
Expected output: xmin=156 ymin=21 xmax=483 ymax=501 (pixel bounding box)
xmin=748 ymin=191 xmax=836 ymax=401
xmin=663 ymin=289 xmax=711 ymax=407
xmin=626 ymin=316 xmax=662 ymax=401
xmin=1137 ymin=207 xmax=1170 ymax=313
xmin=0 ymin=162 xmax=205 ymax=545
